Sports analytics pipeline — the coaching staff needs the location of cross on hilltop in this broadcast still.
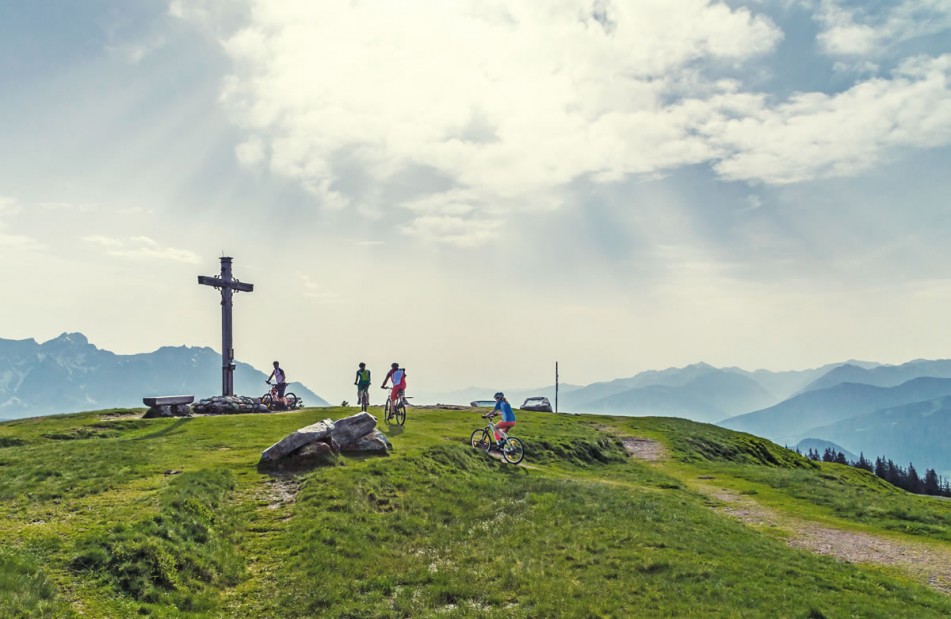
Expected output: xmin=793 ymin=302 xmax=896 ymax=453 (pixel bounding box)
xmin=198 ymin=257 xmax=254 ymax=396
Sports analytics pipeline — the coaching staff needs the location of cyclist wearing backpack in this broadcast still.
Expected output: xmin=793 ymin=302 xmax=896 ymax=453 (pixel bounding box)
xmin=381 ymin=362 xmax=407 ymax=405
xmin=354 ymin=362 xmax=371 ymax=411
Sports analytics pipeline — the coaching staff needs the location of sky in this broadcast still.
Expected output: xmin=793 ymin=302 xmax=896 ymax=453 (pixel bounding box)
xmin=1 ymin=0 xmax=950 ymax=404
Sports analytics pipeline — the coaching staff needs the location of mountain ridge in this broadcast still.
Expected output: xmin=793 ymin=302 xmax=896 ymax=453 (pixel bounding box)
xmin=0 ymin=332 xmax=328 ymax=417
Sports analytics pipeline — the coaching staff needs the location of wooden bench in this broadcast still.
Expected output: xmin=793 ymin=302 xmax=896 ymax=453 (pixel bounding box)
xmin=143 ymin=395 xmax=194 ymax=418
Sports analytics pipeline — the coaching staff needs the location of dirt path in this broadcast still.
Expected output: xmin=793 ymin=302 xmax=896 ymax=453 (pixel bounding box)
xmin=622 ymin=436 xmax=951 ymax=596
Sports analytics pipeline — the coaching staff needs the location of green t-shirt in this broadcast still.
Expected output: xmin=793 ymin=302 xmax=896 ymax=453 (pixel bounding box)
xmin=356 ymin=369 xmax=371 ymax=388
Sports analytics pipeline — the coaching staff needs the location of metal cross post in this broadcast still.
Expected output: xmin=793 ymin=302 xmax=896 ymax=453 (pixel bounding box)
xmin=198 ymin=257 xmax=254 ymax=396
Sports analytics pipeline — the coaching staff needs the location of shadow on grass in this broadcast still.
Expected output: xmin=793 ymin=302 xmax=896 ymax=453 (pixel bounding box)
xmin=134 ymin=418 xmax=193 ymax=441
xmin=382 ymin=425 xmax=405 ymax=438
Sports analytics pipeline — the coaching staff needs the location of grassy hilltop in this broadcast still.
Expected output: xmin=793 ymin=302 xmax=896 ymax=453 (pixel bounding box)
xmin=1 ymin=407 xmax=950 ymax=618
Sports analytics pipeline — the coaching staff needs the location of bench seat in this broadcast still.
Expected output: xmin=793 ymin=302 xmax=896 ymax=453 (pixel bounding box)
xmin=143 ymin=395 xmax=195 ymax=407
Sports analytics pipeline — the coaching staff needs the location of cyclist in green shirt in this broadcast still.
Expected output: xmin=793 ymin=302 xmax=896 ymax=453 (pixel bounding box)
xmin=354 ymin=362 xmax=372 ymax=412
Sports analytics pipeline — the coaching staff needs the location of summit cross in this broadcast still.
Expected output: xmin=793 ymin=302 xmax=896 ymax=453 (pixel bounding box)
xmin=198 ymin=257 xmax=254 ymax=396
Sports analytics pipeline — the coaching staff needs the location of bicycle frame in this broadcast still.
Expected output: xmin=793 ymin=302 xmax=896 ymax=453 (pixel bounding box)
xmin=484 ymin=417 xmax=507 ymax=443
xmin=382 ymin=386 xmax=408 ymax=425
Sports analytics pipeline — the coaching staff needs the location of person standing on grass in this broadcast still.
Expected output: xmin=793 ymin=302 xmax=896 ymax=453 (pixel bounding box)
xmin=267 ymin=361 xmax=287 ymax=409
xmin=490 ymin=391 xmax=516 ymax=444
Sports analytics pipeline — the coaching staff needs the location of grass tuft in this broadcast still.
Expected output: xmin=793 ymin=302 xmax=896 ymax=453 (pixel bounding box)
xmin=0 ymin=549 xmax=70 ymax=618
xmin=71 ymin=470 xmax=243 ymax=612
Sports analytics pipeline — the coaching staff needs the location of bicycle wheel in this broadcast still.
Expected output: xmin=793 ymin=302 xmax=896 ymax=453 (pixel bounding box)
xmin=501 ymin=437 xmax=525 ymax=464
xmin=261 ymin=393 xmax=273 ymax=411
xmin=394 ymin=400 xmax=406 ymax=426
xmin=285 ymin=393 xmax=298 ymax=409
xmin=470 ymin=428 xmax=491 ymax=452
xmin=383 ymin=398 xmax=392 ymax=422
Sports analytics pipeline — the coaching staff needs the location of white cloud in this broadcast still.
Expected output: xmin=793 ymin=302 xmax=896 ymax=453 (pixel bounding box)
xmin=0 ymin=197 xmax=44 ymax=253
xmin=173 ymin=1 xmax=950 ymax=235
xmin=106 ymin=35 xmax=168 ymax=65
xmin=200 ymin=1 xmax=781 ymax=230
xmin=398 ymin=214 xmax=503 ymax=248
xmin=816 ymin=0 xmax=951 ymax=56
xmin=39 ymin=201 xmax=97 ymax=211
xmin=0 ymin=196 xmax=21 ymax=216
xmin=235 ymin=137 xmax=266 ymax=166
xmin=708 ymin=55 xmax=951 ymax=184
xmin=83 ymin=235 xmax=201 ymax=263
xmin=298 ymin=272 xmax=342 ymax=303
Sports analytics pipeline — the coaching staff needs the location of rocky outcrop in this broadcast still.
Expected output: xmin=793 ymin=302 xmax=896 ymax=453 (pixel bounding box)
xmin=259 ymin=419 xmax=336 ymax=463
xmin=259 ymin=412 xmax=390 ymax=469
xmin=192 ymin=395 xmax=267 ymax=415
xmin=340 ymin=429 xmax=390 ymax=454
xmin=331 ymin=412 xmax=377 ymax=446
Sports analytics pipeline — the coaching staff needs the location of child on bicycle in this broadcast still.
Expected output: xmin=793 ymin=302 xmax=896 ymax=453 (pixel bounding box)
xmin=381 ymin=362 xmax=407 ymax=404
xmin=354 ymin=362 xmax=371 ymax=409
xmin=489 ymin=391 xmax=516 ymax=444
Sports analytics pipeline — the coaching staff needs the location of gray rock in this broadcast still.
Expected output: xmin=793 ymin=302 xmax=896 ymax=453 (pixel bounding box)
xmin=259 ymin=419 xmax=335 ymax=463
xmin=192 ymin=395 xmax=266 ymax=415
xmin=340 ymin=429 xmax=391 ymax=454
xmin=292 ymin=440 xmax=339 ymax=466
xmin=330 ymin=412 xmax=377 ymax=446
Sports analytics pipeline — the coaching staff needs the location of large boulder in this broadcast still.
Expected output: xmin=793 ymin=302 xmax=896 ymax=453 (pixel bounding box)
xmin=330 ymin=412 xmax=377 ymax=446
xmin=260 ymin=419 xmax=335 ymax=463
xmin=340 ymin=429 xmax=391 ymax=453
xmin=258 ymin=412 xmax=389 ymax=469
xmin=290 ymin=440 xmax=340 ymax=467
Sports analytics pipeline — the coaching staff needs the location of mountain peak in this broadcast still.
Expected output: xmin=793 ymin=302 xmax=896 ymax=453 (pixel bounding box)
xmin=44 ymin=332 xmax=89 ymax=346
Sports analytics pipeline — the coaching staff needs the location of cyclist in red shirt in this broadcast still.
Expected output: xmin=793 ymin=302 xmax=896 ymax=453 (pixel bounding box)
xmin=381 ymin=362 xmax=407 ymax=404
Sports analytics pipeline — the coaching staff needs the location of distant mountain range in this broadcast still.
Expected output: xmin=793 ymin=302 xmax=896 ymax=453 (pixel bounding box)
xmin=795 ymin=360 xmax=951 ymax=395
xmin=5 ymin=333 xmax=949 ymax=475
xmin=719 ymin=376 xmax=951 ymax=445
xmin=0 ymin=333 xmax=328 ymax=419
xmin=801 ymin=396 xmax=951 ymax=474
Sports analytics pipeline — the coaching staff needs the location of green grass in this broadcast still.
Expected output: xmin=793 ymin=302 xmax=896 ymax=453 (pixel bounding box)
xmin=0 ymin=548 xmax=70 ymax=618
xmin=0 ymin=407 xmax=949 ymax=617
xmin=606 ymin=416 xmax=951 ymax=542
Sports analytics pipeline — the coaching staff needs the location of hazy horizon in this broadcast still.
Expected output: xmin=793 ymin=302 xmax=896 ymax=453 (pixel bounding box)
xmin=3 ymin=1 xmax=951 ymax=405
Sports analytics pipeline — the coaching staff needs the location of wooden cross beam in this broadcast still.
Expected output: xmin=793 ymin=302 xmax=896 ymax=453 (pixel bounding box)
xmin=198 ymin=257 xmax=254 ymax=396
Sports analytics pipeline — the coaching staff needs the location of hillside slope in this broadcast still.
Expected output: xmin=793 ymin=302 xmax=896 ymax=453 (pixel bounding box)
xmin=0 ymin=408 xmax=949 ymax=617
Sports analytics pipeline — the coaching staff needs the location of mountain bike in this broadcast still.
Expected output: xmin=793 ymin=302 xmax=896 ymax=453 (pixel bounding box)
xmin=470 ymin=413 xmax=524 ymax=464
xmin=382 ymin=386 xmax=407 ymax=426
xmin=356 ymin=386 xmax=370 ymax=412
xmin=262 ymin=381 xmax=298 ymax=411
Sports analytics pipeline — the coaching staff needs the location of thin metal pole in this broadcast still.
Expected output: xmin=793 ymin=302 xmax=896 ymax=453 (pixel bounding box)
xmin=555 ymin=361 xmax=559 ymax=413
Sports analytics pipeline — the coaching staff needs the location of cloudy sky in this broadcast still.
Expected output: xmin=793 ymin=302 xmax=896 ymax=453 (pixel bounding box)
xmin=2 ymin=0 xmax=950 ymax=403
